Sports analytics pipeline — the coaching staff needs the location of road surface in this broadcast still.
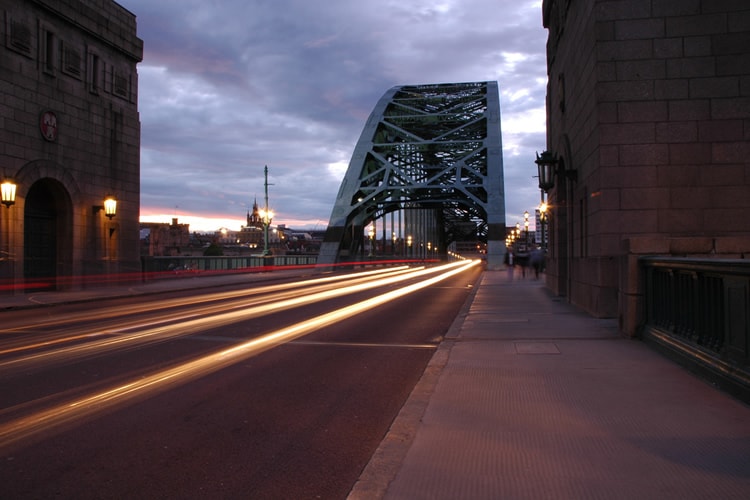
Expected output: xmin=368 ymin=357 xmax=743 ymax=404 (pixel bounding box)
xmin=0 ymin=262 xmax=482 ymax=499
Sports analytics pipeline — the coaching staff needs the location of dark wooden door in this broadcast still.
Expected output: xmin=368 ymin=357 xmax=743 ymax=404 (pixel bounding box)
xmin=24 ymin=184 xmax=57 ymax=290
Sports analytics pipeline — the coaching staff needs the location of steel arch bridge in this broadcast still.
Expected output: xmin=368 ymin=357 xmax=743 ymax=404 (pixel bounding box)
xmin=318 ymin=81 xmax=507 ymax=269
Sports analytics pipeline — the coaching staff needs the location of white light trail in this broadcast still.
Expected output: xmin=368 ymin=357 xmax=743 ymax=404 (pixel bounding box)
xmin=0 ymin=266 xmax=413 ymax=339
xmin=0 ymin=260 xmax=479 ymax=449
xmin=0 ymin=266 xmax=421 ymax=364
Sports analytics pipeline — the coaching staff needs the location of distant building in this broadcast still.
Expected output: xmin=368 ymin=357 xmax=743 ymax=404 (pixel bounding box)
xmin=541 ymin=0 xmax=750 ymax=334
xmin=238 ymin=199 xmax=265 ymax=249
xmin=141 ymin=218 xmax=190 ymax=256
xmin=1 ymin=0 xmax=142 ymax=290
xmin=283 ymin=226 xmax=321 ymax=254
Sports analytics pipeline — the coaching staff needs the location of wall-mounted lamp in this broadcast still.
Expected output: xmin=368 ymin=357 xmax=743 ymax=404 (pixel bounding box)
xmin=104 ymin=195 xmax=117 ymax=219
xmin=535 ymin=151 xmax=577 ymax=193
xmin=1 ymin=179 xmax=17 ymax=208
xmin=94 ymin=195 xmax=117 ymax=219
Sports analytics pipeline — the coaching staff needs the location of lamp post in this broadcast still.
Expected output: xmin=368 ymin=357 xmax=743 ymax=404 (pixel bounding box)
xmin=524 ymin=210 xmax=530 ymax=246
xmin=535 ymin=149 xmax=576 ymax=293
xmin=258 ymin=208 xmax=273 ymax=255
xmin=2 ymin=179 xmax=17 ymax=283
xmin=260 ymin=165 xmax=274 ymax=256
xmin=368 ymin=224 xmax=375 ymax=257
xmin=539 ymin=201 xmax=548 ymax=250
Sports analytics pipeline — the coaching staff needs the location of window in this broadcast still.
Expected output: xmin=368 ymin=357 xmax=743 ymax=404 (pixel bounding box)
xmin=7 ymin=16 xmax=32 ymax=57
xmin=87 ymin=50 xmax=101 ymax=93
xmin=61 ymin=41 xmax=82 ymax=79
xmin=112 ymin=67 xmax=130 ymax=99
xmin=41 ymin=26 xmax=56 ymax=74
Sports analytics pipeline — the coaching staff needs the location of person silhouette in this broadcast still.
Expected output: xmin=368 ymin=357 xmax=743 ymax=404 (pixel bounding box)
xmin=505 ymin=250 xmax=514 ymax=281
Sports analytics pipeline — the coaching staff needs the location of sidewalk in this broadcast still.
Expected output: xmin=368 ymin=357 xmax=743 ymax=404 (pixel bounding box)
xmin=350 ymin=270 xmax=750 ymax=500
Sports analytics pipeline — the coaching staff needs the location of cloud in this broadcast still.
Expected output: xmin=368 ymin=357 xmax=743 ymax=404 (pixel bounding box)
xmin=117 ymin=0 xmax=549 ymax=232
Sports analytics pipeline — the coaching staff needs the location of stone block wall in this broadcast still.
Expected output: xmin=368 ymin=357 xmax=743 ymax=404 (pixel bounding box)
xmin=0 ymin=0 xmax=143 ymax=287
xmin=542 ymin=0 xmax=750 ymax=333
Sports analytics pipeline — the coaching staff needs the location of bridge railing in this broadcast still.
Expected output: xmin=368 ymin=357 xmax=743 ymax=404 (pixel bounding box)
xmin=141 ymin=255 xmax=318 ymax=278
xmin=641 ymin=256 xmax=750 ymax=401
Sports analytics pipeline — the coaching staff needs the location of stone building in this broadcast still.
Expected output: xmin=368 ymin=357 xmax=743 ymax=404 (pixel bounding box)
xmin=238 ymin=199 xmax=265 ymax=249
xmin=541 ymin=0 xmax=750 ymax=334
xmin=0 ymin=0 xmax=142 ymax=291
xmin=141 ymin=218 xmax=190 ymax=257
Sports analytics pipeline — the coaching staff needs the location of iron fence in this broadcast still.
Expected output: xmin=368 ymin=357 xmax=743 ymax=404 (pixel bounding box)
xmin=141 ymin=255 xmax=318 ymax=277
xmin=641 ymin=257 xmax=750 ymax=400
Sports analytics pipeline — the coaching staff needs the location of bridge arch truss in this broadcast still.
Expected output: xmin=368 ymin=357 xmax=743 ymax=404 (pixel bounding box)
xmin=318 ymin=81 xmax=507 ymax=268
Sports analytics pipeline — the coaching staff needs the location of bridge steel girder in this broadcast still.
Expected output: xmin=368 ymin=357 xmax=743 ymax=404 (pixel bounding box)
xmin=318 ymin=81 xmax=507 ymax=269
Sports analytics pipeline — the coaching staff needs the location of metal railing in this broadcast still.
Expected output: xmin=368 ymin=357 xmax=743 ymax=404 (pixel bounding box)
xmin=141 ymin=255 xmax=318 ymax=277
xmin=641 ymin=257 xmax=750 ymax=399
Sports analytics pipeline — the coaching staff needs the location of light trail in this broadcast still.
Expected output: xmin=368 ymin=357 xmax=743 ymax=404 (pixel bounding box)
xmin=0 ymin=266 xmax=418 ymax=358
xmin=0 ymin=266 xmax=413 ymax=338
xmin=0 ymin=263 xmax=466 ymax=373
xmin=0 ymin=260 xmax=479 ymax=450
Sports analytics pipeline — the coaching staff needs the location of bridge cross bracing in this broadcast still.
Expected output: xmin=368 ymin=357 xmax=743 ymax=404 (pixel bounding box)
xmin=318 ymin=81 xmax=507 ymax=269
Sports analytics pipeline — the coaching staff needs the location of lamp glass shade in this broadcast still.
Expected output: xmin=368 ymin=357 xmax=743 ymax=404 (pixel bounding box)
xmin=103 ymin=196 xmax=117 ymax=218
xmin=259 ymin=209 xmax=273 ymax=223
xmin=1 ymin=180 xmax=17 ymax=207
xmin=535 ymin=151 xmax=557 ymax=192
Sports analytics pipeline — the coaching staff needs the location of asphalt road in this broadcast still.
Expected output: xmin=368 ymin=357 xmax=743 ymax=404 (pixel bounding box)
xmin=0 ymin=263 xmax=483 ymax=499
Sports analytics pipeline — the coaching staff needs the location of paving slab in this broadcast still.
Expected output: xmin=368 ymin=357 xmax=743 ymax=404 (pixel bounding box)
xmin=351 ymin=270 xmax=750 ymax=500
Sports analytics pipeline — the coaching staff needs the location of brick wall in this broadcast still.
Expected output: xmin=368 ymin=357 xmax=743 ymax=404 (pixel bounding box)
xmin=542 ymin=0 xmax=750 ymax=333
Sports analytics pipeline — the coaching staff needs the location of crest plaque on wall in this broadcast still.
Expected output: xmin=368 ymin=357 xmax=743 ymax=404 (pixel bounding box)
xmin=40 ymin=110 xmax=58 ymax=142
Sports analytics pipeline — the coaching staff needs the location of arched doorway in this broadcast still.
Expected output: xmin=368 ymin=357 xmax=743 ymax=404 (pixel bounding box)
xmin=24 ymin=179 xmax=72 ymax=290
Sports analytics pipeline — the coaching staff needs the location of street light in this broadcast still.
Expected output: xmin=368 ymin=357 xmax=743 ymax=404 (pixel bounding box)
xmin=368 ymin=224 xmax=375 ymax=257
xmin=1 ymin=179 xmax=17 ymax=208
xmin=524 ymin=210 xmax=530 ymax=245
xmin=259 ymin=208 xmax=274 ymax=256
xmin=103 ymin=195 xmax=117 ymax=219
xmin=93 ymin=195 xmax=117 ymax=219
xmin=260 ymin=165 xmax=274 ymax=257
xmin=1 ymin=179 xmax=16 ymax=282
xmin=535 ymin=150 xmax=576 ymax=193
xmin=535 ymin=151 xmax=557 ymax=192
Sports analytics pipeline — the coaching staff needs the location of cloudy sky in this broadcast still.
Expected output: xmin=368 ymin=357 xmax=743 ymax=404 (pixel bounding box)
xmin=117 ymin=0 xmax=549 ymax=233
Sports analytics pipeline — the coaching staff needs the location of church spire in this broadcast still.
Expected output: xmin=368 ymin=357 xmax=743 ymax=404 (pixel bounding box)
xmin=247 ymin=197 xmax=261 ymax=224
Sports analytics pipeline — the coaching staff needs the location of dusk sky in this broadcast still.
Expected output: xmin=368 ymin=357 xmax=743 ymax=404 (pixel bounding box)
xmin=117 ymin=0 xmax=549 ymax=233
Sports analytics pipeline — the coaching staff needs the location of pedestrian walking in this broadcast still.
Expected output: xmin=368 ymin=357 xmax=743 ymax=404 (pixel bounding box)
xmin=530 ymin=246 xmax=544 ymax=279
xmin=505 ymin=250 xmax=514 ymax=281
